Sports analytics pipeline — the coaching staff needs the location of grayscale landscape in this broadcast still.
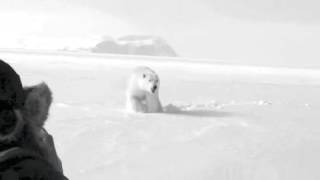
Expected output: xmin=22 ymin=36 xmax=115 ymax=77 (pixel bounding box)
xmin=1 ymin=0 xmax=320 ymax=179
xmin=2 ymin=50 xmax=320 ymax=179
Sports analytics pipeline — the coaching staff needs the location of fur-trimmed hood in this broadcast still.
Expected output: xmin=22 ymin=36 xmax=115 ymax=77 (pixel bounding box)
xmin=0 ymin=60 xmax=52 ymax=142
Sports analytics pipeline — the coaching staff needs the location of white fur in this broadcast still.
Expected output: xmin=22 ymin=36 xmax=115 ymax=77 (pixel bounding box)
xmin=126 ymin=66 xmax=163 ymax=113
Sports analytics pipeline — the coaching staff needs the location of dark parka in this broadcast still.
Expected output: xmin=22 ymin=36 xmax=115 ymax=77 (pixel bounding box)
xmin=0 ymin=60 xmax=67 ymax=179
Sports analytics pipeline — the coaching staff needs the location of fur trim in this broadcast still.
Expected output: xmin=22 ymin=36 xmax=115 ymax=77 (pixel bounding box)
xmin=22 ymin=82 xmax=52 ymax=128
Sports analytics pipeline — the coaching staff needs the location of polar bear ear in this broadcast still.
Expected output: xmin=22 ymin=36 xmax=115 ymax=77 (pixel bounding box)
xmin=22 ymin=82 xmax=52 ymax=128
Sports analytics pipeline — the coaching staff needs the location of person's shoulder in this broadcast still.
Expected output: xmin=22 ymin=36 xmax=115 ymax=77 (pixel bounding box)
xmin=0 ymin=147 xmax=67 ymax=180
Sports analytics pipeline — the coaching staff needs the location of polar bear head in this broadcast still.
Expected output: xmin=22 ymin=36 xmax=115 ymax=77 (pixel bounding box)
xmin=133 ymin=66 xmax=160 ymax=94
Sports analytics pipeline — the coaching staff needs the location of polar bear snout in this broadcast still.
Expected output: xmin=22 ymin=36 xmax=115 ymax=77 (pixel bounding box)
xmin=151 ymin=85 xmax=158 ymax=93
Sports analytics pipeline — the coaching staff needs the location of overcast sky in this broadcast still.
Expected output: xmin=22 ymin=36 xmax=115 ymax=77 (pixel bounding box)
xmin=1 ymin=0 xmax=320 ymax=67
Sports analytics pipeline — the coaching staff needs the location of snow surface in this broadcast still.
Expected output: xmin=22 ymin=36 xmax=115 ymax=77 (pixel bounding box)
xmin=1 ymin=50 xmax=320 ymax=180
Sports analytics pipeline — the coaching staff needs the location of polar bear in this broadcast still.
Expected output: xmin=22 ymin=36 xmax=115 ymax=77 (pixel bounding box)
xmin=126 ymin=66 xmax=163 ymax=113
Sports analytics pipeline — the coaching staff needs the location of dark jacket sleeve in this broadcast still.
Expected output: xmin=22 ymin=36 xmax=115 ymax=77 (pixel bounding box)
xmin=0 ymin=147 xmax=68 ymax=180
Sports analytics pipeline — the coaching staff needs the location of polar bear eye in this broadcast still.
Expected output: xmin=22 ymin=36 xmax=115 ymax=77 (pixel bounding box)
xmin=142 ymin=74 xmax=146 ymax=78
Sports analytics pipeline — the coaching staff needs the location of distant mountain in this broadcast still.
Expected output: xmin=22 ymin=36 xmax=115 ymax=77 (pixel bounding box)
xmin=91 ymin=35 xmax=178 ymax=57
